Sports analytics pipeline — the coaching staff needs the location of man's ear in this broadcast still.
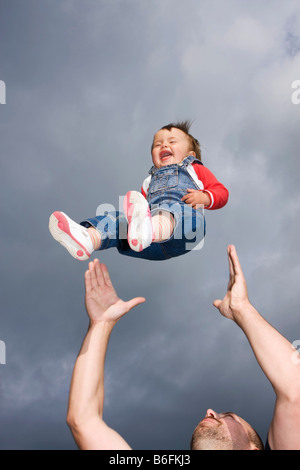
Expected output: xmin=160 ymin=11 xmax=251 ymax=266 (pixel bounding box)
xmin=250 ymin=443 xmax=260 ymax=450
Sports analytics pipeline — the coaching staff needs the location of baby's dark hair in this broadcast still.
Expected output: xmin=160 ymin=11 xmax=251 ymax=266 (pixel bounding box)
xmin=152 ymin=120 xmax=201 ymax=161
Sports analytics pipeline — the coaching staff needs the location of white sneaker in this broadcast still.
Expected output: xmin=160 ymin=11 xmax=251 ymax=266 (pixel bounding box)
xmin=123 ymin=191 xmax=153 ymax=252
xmin=49 ymin=211 xmax=94 ymax=260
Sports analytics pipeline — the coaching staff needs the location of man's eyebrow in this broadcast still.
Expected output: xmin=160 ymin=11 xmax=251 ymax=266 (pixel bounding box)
xmin=222 ymin=412 xmax=236 ymax=418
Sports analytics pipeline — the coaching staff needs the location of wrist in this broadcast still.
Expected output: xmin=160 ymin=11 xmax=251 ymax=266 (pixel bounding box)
xmin=201 ymin=191 xmax=212 ymax=207
xmin=231 ymin=301 xmax=256 ymax=325
xmin=88 ymin=318 xmax=117 ymax=331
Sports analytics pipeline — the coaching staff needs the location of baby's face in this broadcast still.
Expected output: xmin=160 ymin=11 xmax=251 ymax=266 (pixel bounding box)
xmin=151 ymin=128 xmax=195 ymax=168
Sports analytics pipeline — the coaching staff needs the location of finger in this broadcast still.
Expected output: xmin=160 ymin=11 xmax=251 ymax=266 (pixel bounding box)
xmin=84 ymin=269 xmax=92 ymax=292
xmin=101 ymin=263 xmax=114 ymax=288
xmin=88 ymin=261 xmax=99 ymax=289
xmin=182 ymin=190 xmax=196 ymax=199
xmin=213 ymin=299 xmax=222 ymax=309
xmin=182 ymin=195 xmax=193 ymax=204
xmin=94 ymin=258 xmax=106 ymax=287
xmin=228 ymin=245 xmax=244 ymax=277
xmin=227 ymin=246 xmax=235 ymax=280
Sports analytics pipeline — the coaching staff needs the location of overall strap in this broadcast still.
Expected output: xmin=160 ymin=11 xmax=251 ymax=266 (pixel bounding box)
xmin=179 ymin=156 xmax=203 ymax=190
xmin=148 ymin=165 xmax=157 ymax=175
xmin=179 ymin=155 xmax=203 ymax=167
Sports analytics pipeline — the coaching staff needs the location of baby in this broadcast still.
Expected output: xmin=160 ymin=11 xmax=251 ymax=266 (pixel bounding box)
xmin=49 ymin=121 xmax=229 ymax=261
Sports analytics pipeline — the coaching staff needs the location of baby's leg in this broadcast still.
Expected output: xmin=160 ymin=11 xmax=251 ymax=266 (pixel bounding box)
xmin=124 ymin=191 xmax=153 ymax=252
xmin=123 ymin=191 xmax=175 ymax=251
xmin=87 ymin=227 xmax=101 ymax=250
xmin=152 ymin=210 xmax=175 ymax=242
xmin=49 ymin=211 xmax=101 ymax=260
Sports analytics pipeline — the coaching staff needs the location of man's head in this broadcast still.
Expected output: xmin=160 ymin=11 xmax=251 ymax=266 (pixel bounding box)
xmin=190 ymin=409 xmax=264 ymax=450
xmin=151 ymin=120 xmax=201 ymax=168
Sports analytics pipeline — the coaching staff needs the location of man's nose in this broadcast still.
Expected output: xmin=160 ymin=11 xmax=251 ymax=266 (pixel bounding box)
xmin=206 ymin=409 xmax=219 ymax=419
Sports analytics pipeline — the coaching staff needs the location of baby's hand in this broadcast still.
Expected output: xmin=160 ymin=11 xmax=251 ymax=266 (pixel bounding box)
xmin=181 ymin=189 xmax=211 ymax=209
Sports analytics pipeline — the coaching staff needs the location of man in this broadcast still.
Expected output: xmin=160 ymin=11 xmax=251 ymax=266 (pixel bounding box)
xmin=66 ymin=246 xmax=300 ymax=450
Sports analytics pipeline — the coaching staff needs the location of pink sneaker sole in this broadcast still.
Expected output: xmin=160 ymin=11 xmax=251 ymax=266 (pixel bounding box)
xmin=124 ymin=191 xmax=153 ymax=252
xmin=49 ymin=211 xmax=92 ymax=260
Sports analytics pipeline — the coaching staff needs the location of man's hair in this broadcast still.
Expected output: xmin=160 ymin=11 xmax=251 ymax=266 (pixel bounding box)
xmin=152 ymin=120 xmax=201 ymax=161
xmin=247 ymin=427 xmax=264 ymax=450
xmin=190 ymin=422 xmax=265 ymax=450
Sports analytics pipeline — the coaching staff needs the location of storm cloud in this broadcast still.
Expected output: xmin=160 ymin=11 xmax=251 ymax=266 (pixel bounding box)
xmin=0 ymin=0 xmax=300 ymax=449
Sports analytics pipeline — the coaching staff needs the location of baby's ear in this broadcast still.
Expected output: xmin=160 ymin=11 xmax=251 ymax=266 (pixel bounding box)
xmin=189 ymin=151 xmax=196 ymax=157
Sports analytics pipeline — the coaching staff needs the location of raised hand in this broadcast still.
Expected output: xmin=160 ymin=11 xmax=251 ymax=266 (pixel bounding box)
xmin=84 ymin=259 xmax=145 ymax=324
xmin=213 ymin=245 xmax=250 ymax=321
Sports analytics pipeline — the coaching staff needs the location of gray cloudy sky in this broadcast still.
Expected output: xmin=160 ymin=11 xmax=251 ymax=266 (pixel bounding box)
xmin=0 ymin=0 xmax=300 ymax=450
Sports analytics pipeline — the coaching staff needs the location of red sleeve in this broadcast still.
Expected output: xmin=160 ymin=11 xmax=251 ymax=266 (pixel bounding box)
xmin=193 ymin=163 xmax=229 ymax=210
xmin=141 ymin=174 xmax=151 ymax=199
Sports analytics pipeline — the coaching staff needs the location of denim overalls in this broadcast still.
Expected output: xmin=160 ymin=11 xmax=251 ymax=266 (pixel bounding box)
xmin=80 ymin=155 xmax=206 ymax=261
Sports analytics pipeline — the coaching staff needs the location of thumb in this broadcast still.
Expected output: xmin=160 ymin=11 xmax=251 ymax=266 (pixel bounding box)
xmin=124 ymin=297 xmax=146 ymax=312
xmin=213 ymin=299 xmax=222 ymax=309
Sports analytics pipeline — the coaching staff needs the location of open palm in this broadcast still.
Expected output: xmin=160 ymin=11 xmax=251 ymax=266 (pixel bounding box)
xmin=84 ymin=259 xmax=145 ymax=324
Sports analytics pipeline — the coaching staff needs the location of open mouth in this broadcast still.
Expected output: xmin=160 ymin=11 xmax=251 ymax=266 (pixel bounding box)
xmin=160 ymin=151 xmax=172 ymax=161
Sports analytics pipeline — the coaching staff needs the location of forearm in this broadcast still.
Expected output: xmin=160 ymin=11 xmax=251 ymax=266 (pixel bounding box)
xmin=233 ymin=303 xmax=300 ymax=400
xmin=67 ymin=320 xmax=115 ymax=427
